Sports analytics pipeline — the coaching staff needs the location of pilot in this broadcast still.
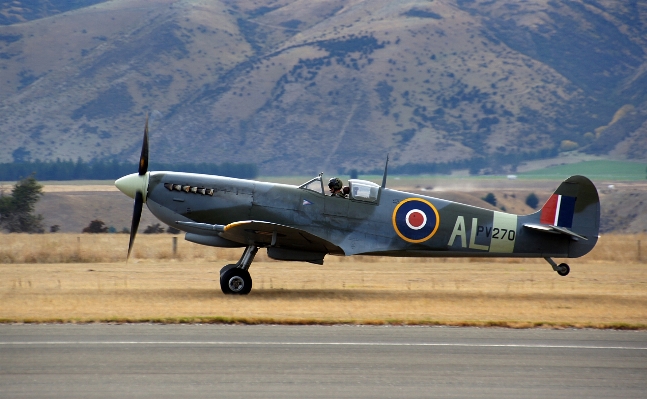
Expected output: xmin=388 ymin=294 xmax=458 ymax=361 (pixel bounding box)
xmin=328 ymin=177 xmax=347 ymax=198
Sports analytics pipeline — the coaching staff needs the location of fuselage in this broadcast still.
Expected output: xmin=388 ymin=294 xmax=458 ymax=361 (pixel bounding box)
xmin=137 ymin=171 xmax=597 ymax=259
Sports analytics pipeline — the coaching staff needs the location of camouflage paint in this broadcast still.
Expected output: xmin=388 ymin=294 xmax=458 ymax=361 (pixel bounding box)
xmin=144 ymin=172 xmax=600 ymax=261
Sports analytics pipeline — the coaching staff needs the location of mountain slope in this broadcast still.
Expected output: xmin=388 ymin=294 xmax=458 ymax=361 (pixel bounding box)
xmin=0 ymin=0 xmax=645 ymax=175
xmin=0 ymin=0 xmax=106 ymax=25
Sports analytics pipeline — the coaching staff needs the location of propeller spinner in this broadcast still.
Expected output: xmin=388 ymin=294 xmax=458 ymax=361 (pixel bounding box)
xmin=115 ymin=115 xmax=150 ymax=259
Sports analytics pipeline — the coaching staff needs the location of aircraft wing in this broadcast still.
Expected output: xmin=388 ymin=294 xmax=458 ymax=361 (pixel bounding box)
xmin=219 ymin=220 xmax=343 ymax=254
xmin=523 ymin=223 xmax=588 ymax=240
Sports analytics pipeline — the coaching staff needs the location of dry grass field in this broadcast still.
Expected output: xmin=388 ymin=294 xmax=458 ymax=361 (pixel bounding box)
xmin=1 ymin=234 xmax=646 ymax=328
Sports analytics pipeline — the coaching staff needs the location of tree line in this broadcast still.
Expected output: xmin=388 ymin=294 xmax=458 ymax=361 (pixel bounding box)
xmin=0 ymin=159 xmax=258 ymax=181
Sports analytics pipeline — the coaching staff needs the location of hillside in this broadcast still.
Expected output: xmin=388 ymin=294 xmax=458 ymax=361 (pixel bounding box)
xmin=1 ymin=0 xmax=646 ymax=175
xmin=0 ymin=0 xmax=105 ymax=25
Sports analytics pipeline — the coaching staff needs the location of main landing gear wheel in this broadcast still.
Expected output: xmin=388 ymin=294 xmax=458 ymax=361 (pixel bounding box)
xmin=219 ymin=245 xmax=258 ymax=295
xmin=556 ymin=263 xmax=570 ymax=276
xmin=220 ymin=266 xmax=252 ymax=295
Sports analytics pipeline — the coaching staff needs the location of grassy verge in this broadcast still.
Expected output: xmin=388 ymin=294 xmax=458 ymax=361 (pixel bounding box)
xmin=1 ymin=253 xmax=645 ymax=328
xmin=2 ymin=233 xmax=645 ymax=264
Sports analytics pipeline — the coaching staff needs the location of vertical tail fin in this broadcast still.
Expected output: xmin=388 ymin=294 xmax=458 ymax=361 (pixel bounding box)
xmin=528 ymin=175 xmax=600 ymax=258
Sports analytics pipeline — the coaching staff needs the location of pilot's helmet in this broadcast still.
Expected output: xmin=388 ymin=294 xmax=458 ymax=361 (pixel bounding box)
xmin=328 ymin=177 xmax=343 ymax=191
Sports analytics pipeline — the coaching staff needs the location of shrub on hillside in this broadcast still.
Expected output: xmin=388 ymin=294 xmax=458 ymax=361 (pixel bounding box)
xmin=143 ymin=223 xmax=165 ymax=234
xmin=525 ymin=193 xmax=539 ymax=209
xmin=482 ymin=193 xmax=497 ymax=206
xmin=82 ymin=220 xmax=108 ymax=233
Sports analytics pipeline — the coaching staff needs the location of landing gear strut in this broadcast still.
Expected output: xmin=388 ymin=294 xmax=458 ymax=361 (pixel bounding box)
xmin=544 ymin=257 xmax=570 ymax=276
xmin=220 ymin=245 xmax=258 ymax=295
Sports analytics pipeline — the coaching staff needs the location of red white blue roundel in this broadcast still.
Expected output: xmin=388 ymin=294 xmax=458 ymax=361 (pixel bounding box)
xmin=392 ymin=198 xmax=440 ymax=243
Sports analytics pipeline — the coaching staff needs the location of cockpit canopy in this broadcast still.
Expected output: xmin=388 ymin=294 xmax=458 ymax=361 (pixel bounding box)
xmin=298 ymin=174 xmax=380 ymax=202
xmin=348 ymin=179 xmax=379 ymax=202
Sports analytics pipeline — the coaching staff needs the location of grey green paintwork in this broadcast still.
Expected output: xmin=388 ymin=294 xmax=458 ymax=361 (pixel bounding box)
xmin=143 ymin=172 xmax=600 ymax=262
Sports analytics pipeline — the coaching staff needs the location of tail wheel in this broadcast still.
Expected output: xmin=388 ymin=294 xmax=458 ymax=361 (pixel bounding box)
xmin=556 ymin=263 xmax=570 ymax=276
xmin=220 ymin=267 xmax=252 ymax=295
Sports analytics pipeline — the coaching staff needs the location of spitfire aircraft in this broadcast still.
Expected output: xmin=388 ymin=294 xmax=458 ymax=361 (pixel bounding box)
xmin=116 ymin=119 xmax=600 ymax=295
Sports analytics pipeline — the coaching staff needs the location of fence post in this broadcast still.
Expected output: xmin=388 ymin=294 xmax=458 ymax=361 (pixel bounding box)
xmin=639 ymin=240 xmax=641 ymax=262
xmin=172 ymin=237 xmax=177 ymax=257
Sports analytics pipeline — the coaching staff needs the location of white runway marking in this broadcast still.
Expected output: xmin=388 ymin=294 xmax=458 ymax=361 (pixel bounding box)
xmin=1 ymin=341 xmax=645 ymax=350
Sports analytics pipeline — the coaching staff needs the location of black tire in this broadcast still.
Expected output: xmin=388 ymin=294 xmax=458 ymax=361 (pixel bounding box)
xmin=556 ymin=263 xmax=570 ymax=276
xmin=220 ymin=264 xmax=238 ymax=277
xmin=220 ymin=267 xmax=252 ymax=295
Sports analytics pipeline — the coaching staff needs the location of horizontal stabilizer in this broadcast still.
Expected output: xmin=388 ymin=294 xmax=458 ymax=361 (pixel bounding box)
xmin=523 ymin=223 xmax=588 ymax=240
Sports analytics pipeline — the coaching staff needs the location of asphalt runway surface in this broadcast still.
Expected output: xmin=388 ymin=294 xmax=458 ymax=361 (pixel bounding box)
xmin=1 ymin=324 xmax=646 ymax=398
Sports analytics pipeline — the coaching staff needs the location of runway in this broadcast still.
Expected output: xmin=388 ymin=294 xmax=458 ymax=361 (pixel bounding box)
xmin=1 ymin=325 xmax=646 ymax=398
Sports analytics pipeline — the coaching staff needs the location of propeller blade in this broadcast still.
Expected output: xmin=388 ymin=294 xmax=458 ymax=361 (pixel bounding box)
xmin=138 ymin=114 xmax=149 ymax=176
xmin=127 ymin=190 xmax=144 ymax=260
xmin=127 ymin=115 xmax=150 ymax=259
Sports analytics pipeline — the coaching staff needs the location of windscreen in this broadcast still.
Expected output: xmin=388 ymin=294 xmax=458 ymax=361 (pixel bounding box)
xmin=299 ymin=176 xmax=324 ymax=194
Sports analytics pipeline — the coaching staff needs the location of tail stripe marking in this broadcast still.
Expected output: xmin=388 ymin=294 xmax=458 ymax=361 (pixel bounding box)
xmin=540 ymin=194 xmax=576 ymax=228
xmin=557 ymin=195 xmax=576 ymax=228
xmin=554 ymin=195 xmax=562 ymax=225
xmin=540 ymin=195 xmax=558 ymax=225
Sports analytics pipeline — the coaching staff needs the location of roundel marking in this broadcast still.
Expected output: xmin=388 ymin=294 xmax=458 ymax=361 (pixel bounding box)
xmin=392 ymin=198 xmax=440 ymax=243
xmin=405 ymin=209 xmax=427 ymax=230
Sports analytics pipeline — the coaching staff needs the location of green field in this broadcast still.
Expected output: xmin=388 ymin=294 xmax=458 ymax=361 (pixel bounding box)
xmin=518 ymin=161 xmax=647 ymax=181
